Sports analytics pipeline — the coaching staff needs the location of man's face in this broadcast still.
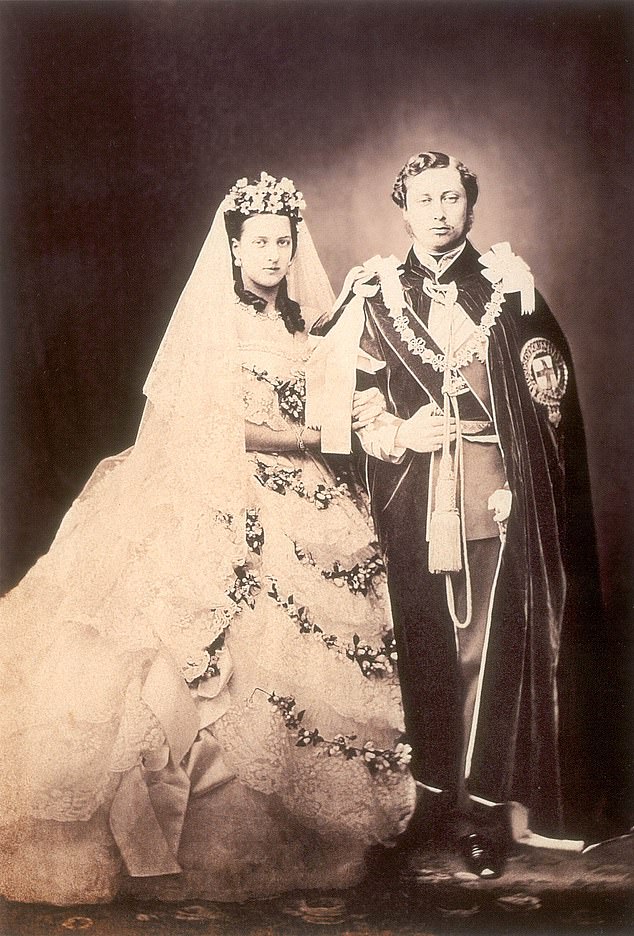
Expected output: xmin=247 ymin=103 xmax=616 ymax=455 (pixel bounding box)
xmin=402 ymin=166 xmax=470 ymax=254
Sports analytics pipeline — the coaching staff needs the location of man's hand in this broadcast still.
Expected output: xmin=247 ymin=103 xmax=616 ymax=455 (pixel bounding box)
xmin=488 ymin=488 xmax=512 ymax=523
xmin=352 ymin=388 xmax=387 ymax=431
xmin=395 ymin=403 xmax=455 ymax=453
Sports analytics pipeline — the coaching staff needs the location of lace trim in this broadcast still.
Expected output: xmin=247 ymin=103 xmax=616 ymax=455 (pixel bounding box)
xmin=27 ymin=778 xmax=119 ymax=823
xmin=263 ymin=692 xmax=411 ymax=776
xmin=266 ymin=577 xmax=397 ymax=678
xmin=212 ymin=698 xmax=415 ymax=841
xmin=109 ymin=677 xmax=167 ymax=772
xmin=169 ymin=567 xmax=258 ymax=690
xmin=291 ymin=539 xmax=386 ymax=596
xmin=243 ymin=366 xmax=306 ymax=424
xmin=243 ymin=379 xmax=288 ymax=431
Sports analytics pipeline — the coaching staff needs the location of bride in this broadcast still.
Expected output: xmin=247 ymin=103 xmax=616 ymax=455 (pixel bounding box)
xmin=0 ymin=173 xmax=415 ymax=904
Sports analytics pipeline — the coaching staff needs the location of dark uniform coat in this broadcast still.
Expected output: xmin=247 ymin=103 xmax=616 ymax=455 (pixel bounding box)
xmin=315 ymin=241 xmax=607 ymax=837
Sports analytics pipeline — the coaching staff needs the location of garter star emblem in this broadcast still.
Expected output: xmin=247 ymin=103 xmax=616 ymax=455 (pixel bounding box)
xmin=521 ymin=338 xmax=568 ymax=426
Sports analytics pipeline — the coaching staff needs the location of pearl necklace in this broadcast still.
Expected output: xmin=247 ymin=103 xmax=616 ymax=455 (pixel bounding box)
xmin=236 ymin=298 xmax=282 ymax=322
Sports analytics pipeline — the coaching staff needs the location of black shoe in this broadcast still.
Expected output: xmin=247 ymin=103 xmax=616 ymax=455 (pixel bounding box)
xmin=458 ymin=832 xmax=505 ymax=879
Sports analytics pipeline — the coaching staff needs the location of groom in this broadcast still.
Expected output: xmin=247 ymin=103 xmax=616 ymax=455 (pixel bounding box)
xmin=313 ymin=151 xmax=607 ymax=878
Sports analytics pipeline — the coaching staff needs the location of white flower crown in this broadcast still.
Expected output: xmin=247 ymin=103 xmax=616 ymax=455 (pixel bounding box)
xmin=221 ymin=171 xmax=306 ymax=222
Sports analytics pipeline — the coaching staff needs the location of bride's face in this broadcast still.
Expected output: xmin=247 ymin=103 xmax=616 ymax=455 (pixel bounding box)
xmin=232 ymin=214 xmax=294 ymax=293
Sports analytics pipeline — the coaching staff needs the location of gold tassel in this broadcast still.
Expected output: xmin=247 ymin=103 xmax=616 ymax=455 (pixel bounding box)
xmin=428 ymin=461 xmax=462 ymax=573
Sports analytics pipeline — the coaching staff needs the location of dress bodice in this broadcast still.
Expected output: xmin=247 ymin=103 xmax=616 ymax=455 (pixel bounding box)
xmin=237 ymin=301 xmax=310 ymax=430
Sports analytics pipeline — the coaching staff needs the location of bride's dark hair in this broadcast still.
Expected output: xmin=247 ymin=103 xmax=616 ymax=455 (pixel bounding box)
xmin=224 ymin=209 xmax=305 ymax=335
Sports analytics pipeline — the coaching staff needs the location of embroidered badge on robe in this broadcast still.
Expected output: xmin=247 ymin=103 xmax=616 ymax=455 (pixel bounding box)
xmin=521 ymin=337 xmax=568 ymax=426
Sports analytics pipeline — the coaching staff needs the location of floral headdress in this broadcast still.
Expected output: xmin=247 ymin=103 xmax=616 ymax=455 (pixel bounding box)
xmin=221 ymin=171 xmax=306 ymax=223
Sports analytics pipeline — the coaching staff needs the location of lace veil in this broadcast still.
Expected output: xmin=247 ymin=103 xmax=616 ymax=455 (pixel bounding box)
xmin=1 ymin=200 xmax=336 ymax=667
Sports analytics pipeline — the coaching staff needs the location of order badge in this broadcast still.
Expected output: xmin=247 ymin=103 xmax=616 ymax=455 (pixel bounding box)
xmin=521 ymin=338 xmax=568 ymax=426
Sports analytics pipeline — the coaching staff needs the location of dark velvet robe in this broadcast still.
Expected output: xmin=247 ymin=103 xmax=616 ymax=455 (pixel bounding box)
xmin=316 ymin=242 xmax=607 ymax=837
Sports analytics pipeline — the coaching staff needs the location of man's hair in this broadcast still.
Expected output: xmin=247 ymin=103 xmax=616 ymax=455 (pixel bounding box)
xmin=392 ymin=151 xmax=479 ymax=211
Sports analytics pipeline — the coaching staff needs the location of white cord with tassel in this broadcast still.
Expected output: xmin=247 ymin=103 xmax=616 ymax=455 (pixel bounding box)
xmin=445 ymin=393 xmax=473 ymax=629
xmin=428 ymin=314 xmax=462 ymax=574
xmin=426 ymin=305 xmax=473 ymax=628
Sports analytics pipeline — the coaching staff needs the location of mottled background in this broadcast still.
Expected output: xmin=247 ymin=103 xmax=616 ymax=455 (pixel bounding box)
xmin=1 ymin=1 xmax=632 ymax=781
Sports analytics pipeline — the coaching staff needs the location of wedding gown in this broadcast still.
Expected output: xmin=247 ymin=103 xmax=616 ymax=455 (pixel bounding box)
xmin=0 ymin=208 xmax=415 ymax=904
xmin=125 ymin=299 xmax=415 ymax=901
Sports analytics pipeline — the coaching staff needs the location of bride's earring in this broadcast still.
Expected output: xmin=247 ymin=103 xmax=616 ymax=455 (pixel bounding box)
xmin=234 ymin=257 xmax=241 ymax=267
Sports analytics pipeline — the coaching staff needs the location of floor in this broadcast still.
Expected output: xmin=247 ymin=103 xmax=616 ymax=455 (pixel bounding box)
xmin=2 ymin=835 xmax=633 ymax=935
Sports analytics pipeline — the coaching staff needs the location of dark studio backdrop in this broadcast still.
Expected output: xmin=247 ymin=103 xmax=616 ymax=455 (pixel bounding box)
xmin=1 ymin=0 xmax=632 ymax=801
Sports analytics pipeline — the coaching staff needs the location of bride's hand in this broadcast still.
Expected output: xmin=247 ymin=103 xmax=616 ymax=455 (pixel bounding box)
xmin=352 ymin=388 xmax=387 ymax=430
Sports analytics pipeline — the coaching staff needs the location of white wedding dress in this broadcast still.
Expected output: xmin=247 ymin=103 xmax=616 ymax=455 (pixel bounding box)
xmin=0 ymin=207 xmax=415 ymax=904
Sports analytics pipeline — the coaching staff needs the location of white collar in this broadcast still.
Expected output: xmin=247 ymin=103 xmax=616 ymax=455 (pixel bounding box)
xmin=412 ymin=241 xmax=466 ymax=280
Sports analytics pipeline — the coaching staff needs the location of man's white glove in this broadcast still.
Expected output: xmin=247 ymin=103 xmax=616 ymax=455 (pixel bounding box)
xmin=488 ymin=487 xmax=512 ymax=523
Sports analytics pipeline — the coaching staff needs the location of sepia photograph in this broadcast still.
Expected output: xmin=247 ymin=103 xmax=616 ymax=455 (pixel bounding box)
xmin=1 ymin=1 xmax=632 ymax=933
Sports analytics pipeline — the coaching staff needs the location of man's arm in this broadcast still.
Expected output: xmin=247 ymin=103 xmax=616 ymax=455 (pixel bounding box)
xmin=356 ymin=397 xmax=456 ymax=462
xmin=351 ymin=295 xmax=455 ymax=461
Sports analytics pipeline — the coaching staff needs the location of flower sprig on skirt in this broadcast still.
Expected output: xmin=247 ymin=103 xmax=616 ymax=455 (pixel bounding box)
xmin=181 ymin=566 xmax=260 ymax=687
xmin=252 ymin=457 xmax=347 ymax=509
xmin=266 ymin=693 xmax=412 ymax=775
xmin=292 ymin=540 xmax=386 ymax=596
xmin=245 ymin=508 xmax=265 ymax=554
xmin=267 ymin=577 xmax=397 ymax=677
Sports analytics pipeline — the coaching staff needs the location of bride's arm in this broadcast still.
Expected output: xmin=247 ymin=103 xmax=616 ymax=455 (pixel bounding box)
xmin=244 ymin=388 xmax=385 ymax=452
xmin=244 ymin=422 xmax=320 ymax=452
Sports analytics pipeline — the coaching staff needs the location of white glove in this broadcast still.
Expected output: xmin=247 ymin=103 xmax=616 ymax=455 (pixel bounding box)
xmin=488 ymin=488 xmax=512 ymax=523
